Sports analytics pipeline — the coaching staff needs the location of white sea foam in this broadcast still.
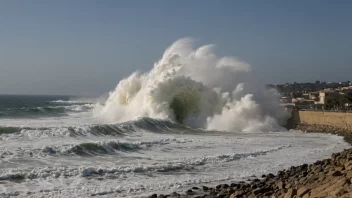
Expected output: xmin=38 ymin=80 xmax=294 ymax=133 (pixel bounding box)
xmin=95 ymin=38 xmax=290 ymax=132
xmin=0 ymin=131 xmax=349 ymax=198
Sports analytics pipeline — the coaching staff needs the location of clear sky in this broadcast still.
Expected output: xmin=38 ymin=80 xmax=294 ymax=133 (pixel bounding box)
xmin=0 ymin=0 xmax=351 ymax=95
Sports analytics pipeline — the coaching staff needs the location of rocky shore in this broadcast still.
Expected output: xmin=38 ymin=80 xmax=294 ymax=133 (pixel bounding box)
xmin=146 ymin=148 xmax=352 ymax=198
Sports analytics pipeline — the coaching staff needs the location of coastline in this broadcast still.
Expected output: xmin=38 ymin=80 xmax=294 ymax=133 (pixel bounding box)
xmin=294 ymin=123 xmax=352 ymax=145
xmin=146 ymin=126 xmax=352 ymax=198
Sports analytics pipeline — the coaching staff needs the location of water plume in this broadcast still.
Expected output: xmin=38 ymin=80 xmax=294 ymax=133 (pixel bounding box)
xmin=95 ymin=38 xmax=289 ymax=132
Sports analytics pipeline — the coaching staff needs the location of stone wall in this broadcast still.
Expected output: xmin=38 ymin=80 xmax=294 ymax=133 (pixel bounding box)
xmin=287 ymin=110 xmax=352 ymax=133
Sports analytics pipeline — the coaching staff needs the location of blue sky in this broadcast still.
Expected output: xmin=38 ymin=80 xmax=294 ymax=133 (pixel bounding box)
xmin=0 ymin=0 xmax=351 ymax=95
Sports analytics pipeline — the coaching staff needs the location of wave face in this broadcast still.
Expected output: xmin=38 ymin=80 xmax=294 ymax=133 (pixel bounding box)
xmin=0 ymin=118 xmax=194 ymax=141
xmin=95 ymin=38 xmax=290 ymax=132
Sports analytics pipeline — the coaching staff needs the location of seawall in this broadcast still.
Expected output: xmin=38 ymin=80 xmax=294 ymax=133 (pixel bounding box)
xmin=287 ymin=110 xmax=352 ymax=143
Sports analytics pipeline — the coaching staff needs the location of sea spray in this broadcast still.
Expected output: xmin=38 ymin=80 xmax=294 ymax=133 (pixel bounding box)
xmin=95 ymin=38 xmax=289 ymax=132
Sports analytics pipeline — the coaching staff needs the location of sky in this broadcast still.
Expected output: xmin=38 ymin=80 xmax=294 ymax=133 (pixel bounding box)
xmin=0 ymin=0 xmax=351 ymax=95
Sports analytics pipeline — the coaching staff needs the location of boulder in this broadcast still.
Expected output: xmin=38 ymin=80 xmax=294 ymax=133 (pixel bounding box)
xmin=284 ymin=188 xmax=297 ymax=198
xmin=297 ymin=186 xmax=311 ymax=197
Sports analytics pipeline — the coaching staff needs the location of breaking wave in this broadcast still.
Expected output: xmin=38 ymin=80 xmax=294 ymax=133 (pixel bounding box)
xmin=0 ymin=126 xmax=22 ymax=135
xmin=95 ymin=38 xmax=290 ymax=132
xmin=0 ymin=118 xmax=194 ymax=140
xmin=0 ymin=144 xmax=290 ymax=180
xmin=1 ymin=139 xmax=185 ymax=159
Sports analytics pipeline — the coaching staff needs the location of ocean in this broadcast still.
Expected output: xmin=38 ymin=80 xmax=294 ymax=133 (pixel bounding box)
xmin=0 ymin=95 xmax=349 ymax=197
xmin=0 ymin=38 xmax=350 ymax=197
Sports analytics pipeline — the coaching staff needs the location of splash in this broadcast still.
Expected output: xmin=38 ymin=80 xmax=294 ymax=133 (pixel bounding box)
xmin=96 ymin=38 xmax=289 ymax=132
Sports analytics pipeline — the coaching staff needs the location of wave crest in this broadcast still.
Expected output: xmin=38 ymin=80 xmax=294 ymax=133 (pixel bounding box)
xmin=95 ymin=38 xmax=290 ymax=132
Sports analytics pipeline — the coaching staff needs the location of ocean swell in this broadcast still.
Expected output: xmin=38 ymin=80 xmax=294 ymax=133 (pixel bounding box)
xmin=0 ymin=144 xmax=290 ymax=180
xmin=0 ymin=104 xmax=94 ymax=118
xmin=0 ymin=118 xmax=194 ymax=140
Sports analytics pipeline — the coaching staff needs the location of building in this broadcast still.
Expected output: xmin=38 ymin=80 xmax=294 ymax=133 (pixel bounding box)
xmin=308 ymin=92 xmax=319 ymax=100
xmin=318 ymin=90 xmax=341 ymax=105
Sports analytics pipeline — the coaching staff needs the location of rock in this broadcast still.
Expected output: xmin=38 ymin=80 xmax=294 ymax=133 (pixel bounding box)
xmin=202 ymin=186 xmax=209 ymax=191
xmin=192 ymin=187 xmax=200 ymax=190
xmin=148 ymin=194 xmax=157 ymax=198
xmin=332 ymin=170 xmax=343 ymax=176
xmin=217 ymin=190 xmax=229 ymax=198
xmin=253 ymin=187 xmax=271 ymax=195
xmin=228 ymin=188 xmax=235 ymax=194
xmin=230 ymin=183 xmax=237 ymax=187
xmin=276 ymin=181 xmax=284 ymax=189
xmin=186 ymin=189 xmax=194 ymax=195
xmin=267 ymin=173 xmax=275 ymax=178
xmin=251 ymin=184 xmax=257 ymax=189
xmin=285 ymin=183 xmax=292 ymax=189
xmin=299 ymin=177 xmax=308 ymax=184
xmin=346 ymin=171 xmax=352 ymax=179
xmin=284 ymin=188 xmax=297 ymax=198
xmin=318 ymin=172 xmax=326 ymax=181
xmin=221 ymin=184 xmax=230 ymax=189
xmin=344 ymin=161 xmax=352 ymax=170
xmin=297 ymin=186 xmax=311 ymax=197
xmin=231 ymin=190 xmax=245 ymax=198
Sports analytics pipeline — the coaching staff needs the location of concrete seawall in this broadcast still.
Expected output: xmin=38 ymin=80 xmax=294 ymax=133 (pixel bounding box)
xmin=289 ymin=110 xmax=352 ymax=131
xmin=287 ymin=110 xmax=352 ymax=143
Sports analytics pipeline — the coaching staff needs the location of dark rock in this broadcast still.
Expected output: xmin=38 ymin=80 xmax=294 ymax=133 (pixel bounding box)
xmin=148 ymin=194 xmax=157 ymax=198
xmin=267 ymin=173 xmax=275 ymax=178
xmin=230 ymin=183 xmax=237 ymax=187
xmin=228 ymin=188 xmax=235 ymax=194
xmin=221 ymin=184 xmax=229 ymax=189
xmin=217 ymin=190 xmax=229 ymax=198
xmin=253 ymin=187 xmax=271 ymax=195
xmin=332 ymin=170 xmax=343 ymax=176
xmin=192 ymin=187 xmax=200 ymax=190
xmin=186 ymin=189 xmax=194 ymax=195
xmin=253 ymin=178 xmax=260 ymax=183
xmin=202 ymin=186 xmax=209 ymax=191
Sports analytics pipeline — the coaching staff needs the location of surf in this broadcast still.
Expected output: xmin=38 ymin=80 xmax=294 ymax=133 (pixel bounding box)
xmin=95 ymin=38 xmax=290 ymax=132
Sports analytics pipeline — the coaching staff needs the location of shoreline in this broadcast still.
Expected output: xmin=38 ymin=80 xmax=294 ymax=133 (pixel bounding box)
xmin=146 ymin=126 xmax=352 ymax=198
xmin=294 ymin=123 xmax=352 ymax=145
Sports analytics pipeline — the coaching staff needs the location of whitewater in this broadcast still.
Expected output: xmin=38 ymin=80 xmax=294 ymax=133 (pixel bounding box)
xmin=0 ymin=38 xmax=349 ymax=198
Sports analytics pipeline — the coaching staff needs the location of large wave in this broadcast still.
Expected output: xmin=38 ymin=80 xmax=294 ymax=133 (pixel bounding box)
xmin=95 ymin=38 xmax=289 ymax=132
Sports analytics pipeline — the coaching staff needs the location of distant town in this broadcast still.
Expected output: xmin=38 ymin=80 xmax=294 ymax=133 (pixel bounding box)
xmin=267 ymin=81 xmax=352 ymax=111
